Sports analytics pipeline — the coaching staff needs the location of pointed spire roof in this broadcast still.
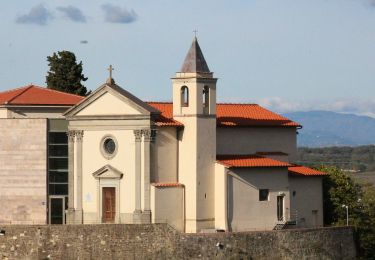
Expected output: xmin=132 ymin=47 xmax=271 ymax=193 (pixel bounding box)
xmin=180 ymin=37 xmax=210 ymax=73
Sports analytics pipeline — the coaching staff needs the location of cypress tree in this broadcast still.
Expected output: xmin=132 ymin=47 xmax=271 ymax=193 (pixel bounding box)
xmin=46 ymin=51 xmax=89 ymax=96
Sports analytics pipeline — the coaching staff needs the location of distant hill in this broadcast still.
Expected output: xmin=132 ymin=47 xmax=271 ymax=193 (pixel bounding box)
xmin=297 ymin=145 xmax=375 ymax=172
xmin=283 ymin=111 xmax=375 ymax=147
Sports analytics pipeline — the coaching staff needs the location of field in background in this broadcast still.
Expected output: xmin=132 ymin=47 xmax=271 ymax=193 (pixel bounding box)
xmin=349 ymin=171 xmax=375 ymax=186
xmin=297 ymin=145 xmax=375 ymax=186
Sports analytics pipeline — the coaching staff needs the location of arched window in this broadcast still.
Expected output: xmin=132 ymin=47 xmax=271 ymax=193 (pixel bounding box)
xmin=181 ymin=86 xmax=189 ymax=107
xmin=203 ymin=86 xmax=209 ymax=107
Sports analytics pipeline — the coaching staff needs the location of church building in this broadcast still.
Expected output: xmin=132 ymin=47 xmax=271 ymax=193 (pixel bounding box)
xmin=0 ymin=38 xmax=326 ymax=233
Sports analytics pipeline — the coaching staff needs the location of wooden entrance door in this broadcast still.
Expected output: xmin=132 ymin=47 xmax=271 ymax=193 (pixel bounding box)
xmin=102 ymin=187 xmax=116 ymax=223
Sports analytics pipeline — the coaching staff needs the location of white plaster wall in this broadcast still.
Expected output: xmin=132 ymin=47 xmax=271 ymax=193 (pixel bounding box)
xmin=172 ymin=77 xmax=216 ymax=117
xmin=151 ymin=186 xmax=184 ymax=231
xmin=153 ymin=127 xmax=178 ymax=183
xmin=77 ymin=92 xmax=141 ymax=116
xmin=214 ymin=163 xmax=227 ymax=230
xmin=0 ymin=119 xmax=47 ymax=224
xmin=177 ymin=117 xmax=216 ymax=232
xmin=217 ymin=127 xmax=298 ymax=162
xmin=177 ymin=117 xmax=198 ymax=232
xmin=81 ymin=129 xmax=136 ymax=222
xmin=227 ymin=167 xmax=290 ymax=231
xmin=289 ymin=176 xmax=324 ymax=228
xmin=196 ymin=117 xmax=216 ymax=228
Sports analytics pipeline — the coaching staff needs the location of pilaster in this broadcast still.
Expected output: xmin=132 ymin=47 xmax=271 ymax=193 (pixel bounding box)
xmin=141 ymin=129 xmax=156 ymax=223
xmin=75 ymin=130 xmax=84 ymax=224
xmin=66 ymin=130 xmax=75 ymax=224
xmin=133 ymin=130 xmax=142 ymax=223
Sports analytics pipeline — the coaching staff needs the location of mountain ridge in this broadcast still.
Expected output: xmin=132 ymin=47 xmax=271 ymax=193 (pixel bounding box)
xmin=283 ymin=110 xmax=375 ymax=147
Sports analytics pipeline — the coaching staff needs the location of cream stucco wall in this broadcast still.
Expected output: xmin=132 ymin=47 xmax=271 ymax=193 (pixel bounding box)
xmin=195 ymin=117 xmax=216 ymax=228
xmin=217 ymin=127 xmax=298 ymax=162
xmin=214 ymin=163 xmax=227 ymax=230
xmin=176 ymin=117 xmax=216 ymax=232
xmin=152 ymin=127 xmax=178 ymax=183
xmin=177 ymin=117 xmax=198 ymax=232
xmin=77 ymin=92 xmax=142 ymax=116
xmin=80 ymin=129 xmax=136 ymax=223
xmin=227 ymin=167 xmax=290 ymax=231
xmin=151 ymin=186 xmax=184 ymax=231
xmin=289 ymin=176 xmax=324 ymax=228
xmin=172 ymin=72 xmax=217 ymax=233
xmin=172 ymin=76 xmax=217 ymax=117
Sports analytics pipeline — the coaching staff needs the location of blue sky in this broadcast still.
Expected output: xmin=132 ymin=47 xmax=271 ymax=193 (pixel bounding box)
xmin=1 ymin=0 xmax=375 ymax=117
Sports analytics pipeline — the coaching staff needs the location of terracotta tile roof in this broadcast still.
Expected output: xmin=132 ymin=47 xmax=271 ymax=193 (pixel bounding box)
xmin=151 ymin=182 xmax=184 ymax=188
xmin=217 ymin=103 xmax=300 ymax=127
xmin=0 ymin=85 xmax=300 ymax=129
xmin=288 ymin=166 xmax=327 ymax=176
xmin=147 ymin=102 xmax=184 ymax=127
xmin=216 ymin=154 xmax=291 ymax=168
xmin=0 ymin=85 xmax=84 ymax=106
xmin=147 ymin=102 xmax=300 ymax=128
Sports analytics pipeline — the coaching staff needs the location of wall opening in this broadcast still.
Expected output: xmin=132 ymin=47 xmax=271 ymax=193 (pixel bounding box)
xmin=181 ymin=86 xmax=189 ymax=107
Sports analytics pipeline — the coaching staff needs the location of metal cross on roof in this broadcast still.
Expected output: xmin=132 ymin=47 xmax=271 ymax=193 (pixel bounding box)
xmin=106 ymin=65 xmax=115 ymax=84
xmin=193 ymin=30 xmax=198 ymax=37
xmin=108 ymin=65 xmax=114 ymax=80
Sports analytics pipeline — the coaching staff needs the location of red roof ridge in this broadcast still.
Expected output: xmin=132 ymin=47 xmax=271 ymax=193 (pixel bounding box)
xmin=0 ymin=84 xmax=84 ymax=100
xmin=30 ymin=85 xmax=85 ymax=98
xmin=288 ymin=165 xmax=327 ymax=176
xmin=0 ymin=84 xmax=84 ymax=106
xmin=216 ymin=154 xmax=291 ymax=168
xmin=6 ymin=85 xmax=33 ymax=104
xmin=0 ymin=85 xmax=33 ymax=94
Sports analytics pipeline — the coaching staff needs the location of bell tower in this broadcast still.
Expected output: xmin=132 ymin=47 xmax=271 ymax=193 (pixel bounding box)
xmin=172 ymin=37 xmax=217 ymax=232
xmin=172 ymin=37 xmax=217 ymax=117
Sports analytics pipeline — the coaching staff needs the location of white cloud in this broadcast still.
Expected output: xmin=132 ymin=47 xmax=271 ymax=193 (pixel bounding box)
xmin=101 ymin=4 xmax=138 ymax=24
xmin=16 ymin=4 xmax=53 ymax=25
xmin=57 ymin=6 xmax=86 ymax=23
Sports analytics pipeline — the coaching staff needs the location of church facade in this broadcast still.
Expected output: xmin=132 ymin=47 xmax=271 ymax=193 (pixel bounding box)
xmin=0 ymin=38 xmax=325 ymax=233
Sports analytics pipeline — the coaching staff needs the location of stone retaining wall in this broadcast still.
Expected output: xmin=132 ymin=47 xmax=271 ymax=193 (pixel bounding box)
xmin=0 ymin=224 xmax=356 ymax=259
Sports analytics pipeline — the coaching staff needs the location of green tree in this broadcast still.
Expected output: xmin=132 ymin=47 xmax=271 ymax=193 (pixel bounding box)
xmin=46 ymin=51 xmax=89 ymax=96
xmin=356 ymin=183 xmax=375 ymax=258
xmin=320 ymin=166 xmax=375 ymax=259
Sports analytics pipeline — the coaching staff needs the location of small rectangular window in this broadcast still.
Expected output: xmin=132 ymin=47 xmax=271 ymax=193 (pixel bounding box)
xmin=259 ymin=189 xmax=269 ymax=201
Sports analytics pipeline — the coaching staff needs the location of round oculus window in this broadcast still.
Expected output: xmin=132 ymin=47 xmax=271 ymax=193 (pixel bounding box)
xmin=104 ymin=138 xmax=116 ymax=154
xmin=100 ymin=136 xmax=118 ymax=159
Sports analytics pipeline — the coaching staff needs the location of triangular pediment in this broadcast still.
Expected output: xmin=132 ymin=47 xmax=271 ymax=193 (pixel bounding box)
xmin=92 ymin=164 xmax=124 ymax=179
xmin=64 ymin=83 xmax=159 ymax=118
